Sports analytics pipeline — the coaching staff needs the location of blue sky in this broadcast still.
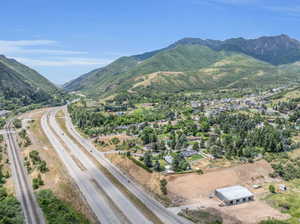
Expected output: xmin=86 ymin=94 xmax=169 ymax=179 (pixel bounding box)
xmin=1 ymin=0 xmax=300 ymax=84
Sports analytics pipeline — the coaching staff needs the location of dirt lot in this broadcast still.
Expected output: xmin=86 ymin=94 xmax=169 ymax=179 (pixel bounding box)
xmin=167 ymin=160 xmax=288 ymax=223
xmin=19 ymin=109 xmax=97 ymax=223
xmin=106 ymin=153 xmax=163 ymax=196
xmin=172 ymin=197 xmax=289 ymax=224
xmin=191 ymin=157 xmax=241 ymax=171
xmin=167 ymin=160 xmax=274 ymax=203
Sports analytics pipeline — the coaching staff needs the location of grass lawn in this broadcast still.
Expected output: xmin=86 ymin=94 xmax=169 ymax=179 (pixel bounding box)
xmin=265 ymin=179 xmax=300 ymax=224
xmin=187 ymin=154 xmax=203 ymax=162
xmin=158 ymin=159 xmax=167 ymax=167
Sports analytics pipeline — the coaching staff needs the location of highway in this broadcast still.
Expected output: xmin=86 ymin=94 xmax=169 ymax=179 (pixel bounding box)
xmin=62 ymin=106 xmax=192 ymax=224
xmin=42 ymin=108 xmax=152 ymax=224
xmin=4 ymin=122 xmax=45 ymax=224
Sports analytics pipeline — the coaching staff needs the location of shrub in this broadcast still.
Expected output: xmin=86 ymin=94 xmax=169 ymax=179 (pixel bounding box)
xmin=160 ymin=179 xmax=168 ymax=195
xmin=36 ymin=189 xmax=90 ymax=224
xmin=269 ymin=184 xmax=276 ymax=194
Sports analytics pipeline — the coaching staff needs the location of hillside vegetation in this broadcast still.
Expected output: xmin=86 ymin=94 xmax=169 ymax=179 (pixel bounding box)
xmin=64 ymin=35 xmax=300 ymax=98
xmin=64 ymin=35 xmax=300 ymax=97
xmin=0 ymin=55 xmax=66 ymax=110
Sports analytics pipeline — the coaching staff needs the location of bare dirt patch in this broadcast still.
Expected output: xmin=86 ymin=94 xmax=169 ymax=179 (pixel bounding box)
xmin=131 ymin=71 xmax=183 ymax=89
xmin=191 ymin=158 xmax=240 ymax=171
xmin=167 ymin=160 xmax=287 ymax=223
xmin=167 ymin=160 xmax=274 ymax=204
xmin=106 ymin=153 xmax=162 ymax=196
xmin=177 ymin=198 xmax=289 ymax=224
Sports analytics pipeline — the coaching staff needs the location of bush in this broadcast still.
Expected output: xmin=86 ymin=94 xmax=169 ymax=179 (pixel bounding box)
xmin=32 ymin=174 xmax=44 ymax=190
xmin=13 ymin=119 xmax=22 ymax=129
xmin=160 ymin=179 xmax=168 ymax=195
xmin=196 ymin=169 xmax=204 ymax=175
xmin=36 ymin=189 xmax=90 ymax=224
xmin=0 ymin=188 xmax=23 ymax=224
xmin=260 ymin=219 xmax=289 ymax=224
xmin=269 ymin=184 xmax=276 ymax=194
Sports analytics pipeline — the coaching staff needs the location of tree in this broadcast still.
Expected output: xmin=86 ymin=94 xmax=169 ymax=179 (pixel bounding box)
xmin=0 ymin=187 xmax=7 ymax=201
xmin=193 ymin=142 xmax=200 ymax=151
xmin=38 ymin=161 xmax=48 ymax=173
xmin=210 ymin=145 xmax=223 ymax=158
xmin=154 ymin=160 xmax=161 ymax=172
xmin=36 ymin=189 xmax=90 ymax=224
xmin=140 ymin=127 xmax=157 ymax=145
xmin=269 ymin=184 xmax=276 ymax=194
xmin=37 ymin=174 xmax=44 ymax=186
xmin=152 ymin=143 xmax=159 ymax=152
xmin=111 ymin=137 xmax=120 ymax=145
xmin=158 ymin=141 xmax=166 ymax=151
xmin=200 ymin=140 xmax=205 ymax=148
xmin=172 ymin=154 xmax=180 ymax=171
xmin=13 ymin=119 xmax=22 ymax=129
xmin=199 ymin=121 xmax=210 ymax=132
xmin=144 ymin=152 xmax=153 ymax=168
xmin=160 ymin=179 xmax=168 ymax=195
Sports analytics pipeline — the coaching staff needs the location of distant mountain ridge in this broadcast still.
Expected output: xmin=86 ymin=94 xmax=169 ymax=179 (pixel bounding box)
xmin=172 ymin=34 xmax=300 ymax=65
xmin=64 ymin=35 xmax=300 ymax=97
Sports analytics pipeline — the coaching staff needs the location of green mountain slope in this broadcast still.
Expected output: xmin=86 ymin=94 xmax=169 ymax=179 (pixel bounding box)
xmin=0 ymin=55 xmax=57 ymax=93
xmin=64 ymin=35 xmax=300 ymax=98
xmin=172 ymin=34 xmax=300 ymax=65
xmin=0 ymin=55 xmax=65 ymax=109
xmin=130 ymin=54 xmax=299 ymax=93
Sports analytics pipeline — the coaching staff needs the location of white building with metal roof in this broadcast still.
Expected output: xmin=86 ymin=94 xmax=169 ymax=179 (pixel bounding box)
xmin=0 ymin=110 xmax=10 ymax=117
xmin=215 ymin=185 xmax=254 ymax=205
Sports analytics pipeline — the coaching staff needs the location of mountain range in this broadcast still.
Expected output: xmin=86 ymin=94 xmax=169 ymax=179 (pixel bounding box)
xmin=0 ymin=55 xmax=64 ymax=109
xmin=64 ymin=34 xmax=300 ymax=98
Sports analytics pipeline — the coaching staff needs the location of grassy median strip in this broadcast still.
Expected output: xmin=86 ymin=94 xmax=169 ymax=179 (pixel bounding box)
xmin=56 ymin=109 xmax=165 ymax=224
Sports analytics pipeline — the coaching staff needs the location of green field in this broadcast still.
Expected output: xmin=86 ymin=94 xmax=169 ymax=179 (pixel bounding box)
xmin=187 ymin=154 xmax=203 ymax=162
xmin=265 ymin=179 xmax=300 ymax=224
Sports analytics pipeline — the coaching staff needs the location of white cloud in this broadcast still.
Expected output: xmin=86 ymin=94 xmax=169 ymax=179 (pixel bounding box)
xmin=0 ymin=39 xmax=87 ymax=55
xmin=204 ymin=0 xmax=258 ymax=5
xmin=266 ymin=5 xmax=300 ymax=14
xmin=0 ymin=40 xmax=57 ymax=47
xmin=14 ymin=57 xmax=112 ymax=67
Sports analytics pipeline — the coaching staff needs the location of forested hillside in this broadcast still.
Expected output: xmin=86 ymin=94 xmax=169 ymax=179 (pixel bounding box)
xmin=64 ymin=35 xmax=300 ymax=98
xmin=0 ymin=55 xmax=66 ymax=110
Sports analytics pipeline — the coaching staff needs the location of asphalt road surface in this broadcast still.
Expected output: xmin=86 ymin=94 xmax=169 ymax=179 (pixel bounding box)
xmin=42 ymin=109 xmax=152 ymax=224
